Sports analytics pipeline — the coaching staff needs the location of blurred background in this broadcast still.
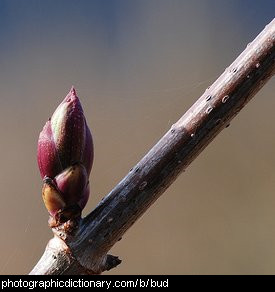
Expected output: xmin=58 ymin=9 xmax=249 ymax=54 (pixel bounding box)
xmin=0 ymin=0 xmax=274 ymax=275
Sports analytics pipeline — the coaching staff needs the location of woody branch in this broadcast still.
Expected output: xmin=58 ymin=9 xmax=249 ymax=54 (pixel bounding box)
xmin=30 ymin=19 xmax=275 ymax=275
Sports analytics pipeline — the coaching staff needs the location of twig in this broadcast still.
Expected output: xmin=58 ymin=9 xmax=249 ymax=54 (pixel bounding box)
xmin=30 ymin=19 xmax=275 ymax=275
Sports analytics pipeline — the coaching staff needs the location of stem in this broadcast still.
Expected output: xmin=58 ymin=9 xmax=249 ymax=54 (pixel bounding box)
xmin=30 ymin=18 xmax=275 ymax=275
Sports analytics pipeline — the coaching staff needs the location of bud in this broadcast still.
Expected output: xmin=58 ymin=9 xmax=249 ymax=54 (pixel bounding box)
xmin=54 ymin=163 xmax=88 ymax=209
xmin=37 ymin=87 xmax=93 ymax=225
xmin=42 ymin=164 xmax=89 ymax=226
xmin=42 ymin=177 xmax=66 ymax=217
xmin=37 ymin=87 xmax=93 ymax=179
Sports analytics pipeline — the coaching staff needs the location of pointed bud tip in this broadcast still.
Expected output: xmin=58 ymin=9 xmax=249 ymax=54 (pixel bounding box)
xmin=62 ymin=86 xmax=79 ymax=104
xmin=70 ymin=86 xmax=77 ymax=96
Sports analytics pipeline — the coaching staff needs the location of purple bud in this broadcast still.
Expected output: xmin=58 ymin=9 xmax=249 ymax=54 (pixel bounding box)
xmin=42 ymin=164 xmax=89 ymax=224
xmin=37 ymin=87 xmax=94 ymax=179
xmin=54 ymin=163 xmax=89 ymax=208
xmin=38 ymin=87 xmax=94 ymax=222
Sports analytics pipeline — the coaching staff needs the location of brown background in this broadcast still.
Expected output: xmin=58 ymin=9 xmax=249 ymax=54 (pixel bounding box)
xmin=0 ymin=0 xmax=274 ymax=274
